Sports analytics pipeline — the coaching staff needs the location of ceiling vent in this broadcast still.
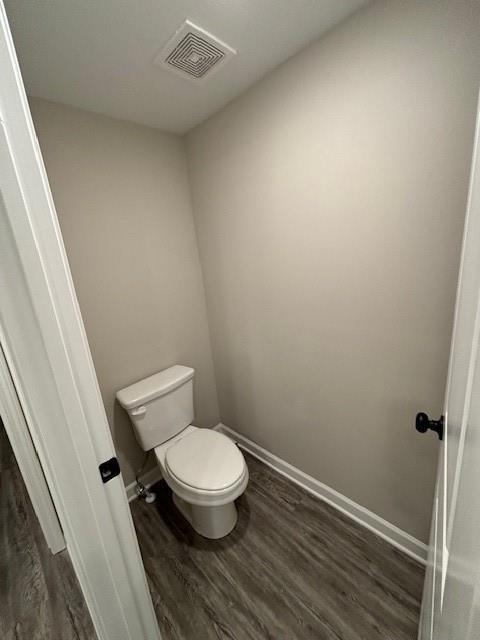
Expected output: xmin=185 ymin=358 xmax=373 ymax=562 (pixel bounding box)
xmin=154 ymin=20 xmax=236 ymax=81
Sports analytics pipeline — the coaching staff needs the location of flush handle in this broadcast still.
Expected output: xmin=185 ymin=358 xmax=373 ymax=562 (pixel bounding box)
xmin=415 ymin=412 xmax=444 ymax=440
xmin=131 ymin=405 xmax=146 ymax=417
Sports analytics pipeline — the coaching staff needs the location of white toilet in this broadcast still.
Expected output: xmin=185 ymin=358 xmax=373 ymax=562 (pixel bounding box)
xmin=116 ymin=365 xmax=248 ymax=539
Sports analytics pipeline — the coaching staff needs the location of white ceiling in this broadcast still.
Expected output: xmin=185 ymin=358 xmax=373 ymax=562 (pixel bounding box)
xmin=5 ymin=0 xmax=368 ymax=134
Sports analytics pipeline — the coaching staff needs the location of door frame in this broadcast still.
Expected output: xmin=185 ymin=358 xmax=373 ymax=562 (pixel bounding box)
xmin=0 ymin=4 xmax=161 ymax=640
xmin=0 ymin=342 xmax=65 ymax=554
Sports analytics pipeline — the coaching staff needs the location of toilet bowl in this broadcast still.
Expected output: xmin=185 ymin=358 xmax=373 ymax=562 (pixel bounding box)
xmin=116 ymin=365 xmax=248 ymax=539
xmin=155 ymin=426 xmax=248 ymax=538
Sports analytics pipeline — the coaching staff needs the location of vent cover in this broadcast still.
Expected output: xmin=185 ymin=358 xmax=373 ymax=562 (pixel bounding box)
xmin=155 ymin=21 xmax=236 ymax=81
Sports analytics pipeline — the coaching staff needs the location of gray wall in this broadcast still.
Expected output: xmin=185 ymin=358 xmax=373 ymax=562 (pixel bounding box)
xmin=30 ymin=98 xmax=219 ymax=485
xmin=29 ymin=0 xmax=480 ymax=541
xmin=186 ymin=0 xmax=480 ymax=541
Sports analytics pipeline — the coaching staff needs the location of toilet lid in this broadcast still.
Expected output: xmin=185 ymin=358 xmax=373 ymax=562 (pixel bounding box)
xmin=165 ymin=429 xmax=244 ymax=491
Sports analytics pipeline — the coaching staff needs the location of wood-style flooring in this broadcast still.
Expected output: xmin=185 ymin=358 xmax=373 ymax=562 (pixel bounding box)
xmin=0 ymin=419 xmax=95 ymax=640
xmin=0 ymin=411 xmax=424 ymax=640
xmin=131 ymin=452 xmax=425 ymax=640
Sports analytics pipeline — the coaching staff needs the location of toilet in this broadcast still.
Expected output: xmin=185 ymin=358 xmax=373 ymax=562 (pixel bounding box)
xmin=116 ymin=365 xmax=248 ymax=539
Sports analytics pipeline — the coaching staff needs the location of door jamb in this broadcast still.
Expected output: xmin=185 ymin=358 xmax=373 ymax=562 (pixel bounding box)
xmin=0 ymin=342 xmax=65 ymax=554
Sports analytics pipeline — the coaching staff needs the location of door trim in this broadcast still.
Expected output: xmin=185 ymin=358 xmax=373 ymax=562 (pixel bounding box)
xmin=0 ymin=342 xmax=65 ymax=554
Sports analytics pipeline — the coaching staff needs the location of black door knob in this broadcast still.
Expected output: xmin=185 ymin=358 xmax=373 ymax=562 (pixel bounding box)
xmin=415 ymin=412 xmax=444 ymax=440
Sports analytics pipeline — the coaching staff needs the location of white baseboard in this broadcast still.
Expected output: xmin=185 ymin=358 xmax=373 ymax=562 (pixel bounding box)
xmin=215 ymin=423 xmax=428 ymax=565
xmin=125 ymin=465 xmax=162 ymax=502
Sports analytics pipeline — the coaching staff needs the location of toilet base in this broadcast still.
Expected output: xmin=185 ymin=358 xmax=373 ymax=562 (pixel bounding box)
xmin=173 ymin=493 xmax=238 ymax=539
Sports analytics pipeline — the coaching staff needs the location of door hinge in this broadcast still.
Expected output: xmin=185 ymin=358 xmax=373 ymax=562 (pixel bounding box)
xmin=99 ymin=457 xmax=121 ymax=483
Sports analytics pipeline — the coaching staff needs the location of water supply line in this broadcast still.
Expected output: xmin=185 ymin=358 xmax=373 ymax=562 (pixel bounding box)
xmin=135 ymin=451 xmax=156 ymax=503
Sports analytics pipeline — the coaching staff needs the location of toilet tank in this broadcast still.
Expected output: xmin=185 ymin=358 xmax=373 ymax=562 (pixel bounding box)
xmin=116 ymin=365 xmax=194 ymax=451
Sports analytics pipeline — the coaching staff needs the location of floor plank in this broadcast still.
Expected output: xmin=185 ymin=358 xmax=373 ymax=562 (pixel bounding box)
xmin=0 ymin=419 xmax=96 ymax=640
xmin=131 ymin=452 xmax=424 ymax=640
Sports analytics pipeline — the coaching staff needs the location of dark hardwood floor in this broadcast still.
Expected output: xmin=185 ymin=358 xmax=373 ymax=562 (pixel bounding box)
xmin=131 ymin=452 xmax=425 ymax=640
xmin=0 ymin=419 xmax=95 ymax=640
xmin=0 ymin=413 xmax=424 ymax=640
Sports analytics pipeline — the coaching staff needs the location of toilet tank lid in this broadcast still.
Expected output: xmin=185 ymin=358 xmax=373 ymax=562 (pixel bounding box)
xmin=116 ymin=365 xmax=194 ymax=410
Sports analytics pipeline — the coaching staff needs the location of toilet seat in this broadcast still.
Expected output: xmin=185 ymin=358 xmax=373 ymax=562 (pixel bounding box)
xmin=155 ymin=427 xmax=249 ymax=508
xmin=165 ymin=429 xmax=244 ymax=492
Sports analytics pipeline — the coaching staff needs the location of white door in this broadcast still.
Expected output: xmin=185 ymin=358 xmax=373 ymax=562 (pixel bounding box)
xmin=419 ymin=95 xmax=480 ymax=640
